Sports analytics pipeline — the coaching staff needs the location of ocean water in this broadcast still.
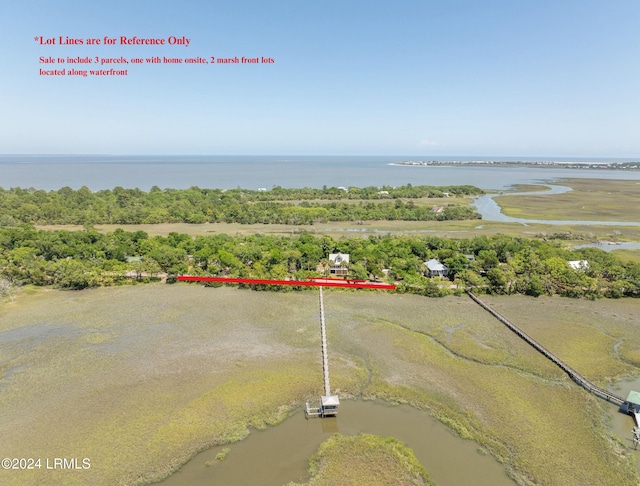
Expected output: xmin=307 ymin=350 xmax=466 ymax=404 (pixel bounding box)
xmin=1 ymin=155 xmax=639 ymax=191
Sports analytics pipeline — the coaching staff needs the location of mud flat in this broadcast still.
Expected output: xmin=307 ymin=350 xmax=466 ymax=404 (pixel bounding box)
xmin=1 ymin=286 xmax=639 ymax=485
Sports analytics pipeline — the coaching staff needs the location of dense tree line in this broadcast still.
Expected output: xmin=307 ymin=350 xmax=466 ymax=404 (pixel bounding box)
xmin=0 ymin=185 xmax=482 ymax=225
xmin=1 ymin=223 xmax=638 ymax=298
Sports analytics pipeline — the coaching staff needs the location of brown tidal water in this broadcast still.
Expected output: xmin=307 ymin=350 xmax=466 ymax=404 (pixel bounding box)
xmin=158 ymin=399 xmax=513 ymax=486
xmin=609 ymin=375 xmax=640 ymax=468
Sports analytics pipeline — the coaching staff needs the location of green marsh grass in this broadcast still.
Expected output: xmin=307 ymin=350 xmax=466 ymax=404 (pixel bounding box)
xmin=613 ymin=249 xmax=640 ymax=264
xmin=289 ymin=433 xmax=435 ymax=486
xmin=494 ymin=179 xmax=640 ymax=223
xmin=1 ymin=287 xmax=639 ymax=485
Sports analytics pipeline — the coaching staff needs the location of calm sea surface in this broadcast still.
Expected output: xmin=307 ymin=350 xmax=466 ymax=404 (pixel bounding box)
xmin=1 ymin=155 xmax=639 ymax=191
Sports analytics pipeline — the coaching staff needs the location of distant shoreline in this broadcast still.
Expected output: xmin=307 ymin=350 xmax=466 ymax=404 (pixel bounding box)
xmin=390 ymin=160 xmax=640 ymax=170
xmin=4 ymin=155 xmax=640 ymax=192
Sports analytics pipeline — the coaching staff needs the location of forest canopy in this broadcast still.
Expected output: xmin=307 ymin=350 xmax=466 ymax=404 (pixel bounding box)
xmin=1 ymin=223 xmax=638 ymax=299
xmin=0 ymin=184 xmax=482 ymax=225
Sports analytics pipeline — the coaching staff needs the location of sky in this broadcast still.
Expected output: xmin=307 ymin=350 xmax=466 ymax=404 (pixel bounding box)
xmin=0 ymin=0 xmax=638 ymax=157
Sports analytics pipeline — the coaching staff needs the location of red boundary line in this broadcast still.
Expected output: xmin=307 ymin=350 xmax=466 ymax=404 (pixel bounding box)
xmin=177 ymin=275 xmax=396 ymax=290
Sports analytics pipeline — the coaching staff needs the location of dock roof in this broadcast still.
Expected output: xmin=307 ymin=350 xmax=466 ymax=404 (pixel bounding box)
xmin=321 ymin=395 xmax=340 ymax=406
xmin=626 ymin=390 xmax=640 ymax=406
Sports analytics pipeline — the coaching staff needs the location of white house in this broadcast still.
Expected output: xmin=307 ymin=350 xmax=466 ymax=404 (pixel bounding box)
xmin=328 ymin=252 xmax=350 ymax=276
xmin=425 ymin=259 xmax=448 ymax=278
xmin=568 ymin=260 xmax=589 ymax=270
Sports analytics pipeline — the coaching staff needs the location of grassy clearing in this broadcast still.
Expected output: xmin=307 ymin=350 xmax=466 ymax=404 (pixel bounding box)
xmin=279 ymin=196 xmax=461 ymax=207
xmin=613 ymin=249 xmax=640 ymax=264
xmin=495 ymin=179 xmax=640 ymax=222
xmin=329 ymin=292 xmax=639 ymax=485
xmin=504 ymin=184 xmax=552 ymax=193
xmin=1 ymin=287 xmax=639 ymax=485
xmin=287 ymin=433 xmax=434 ymax=486
xmin=0 ymin=286 xmax=319 ymax=485
xmin=480 ymin=295 xmax=640 ymax=376
xmin=34 ymin=219 xmax=640 ymax=242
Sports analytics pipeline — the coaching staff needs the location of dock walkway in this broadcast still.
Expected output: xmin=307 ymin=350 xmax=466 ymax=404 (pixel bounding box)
xmin=305 ymin=287 xmax=340 ymax=418
xmin=466 ymin=290 xmax=625 ymax=407
xmin=319 ymin=287 xmax=331 ymax=397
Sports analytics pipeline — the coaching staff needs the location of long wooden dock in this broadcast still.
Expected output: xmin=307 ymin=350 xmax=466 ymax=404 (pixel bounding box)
xmin=305 ymin=287 xmax=340 ymax=418
xmin=319 ymin=287 xmax=331 ymax=397
xmin=466 ymin=290 xmax=625 ymax=407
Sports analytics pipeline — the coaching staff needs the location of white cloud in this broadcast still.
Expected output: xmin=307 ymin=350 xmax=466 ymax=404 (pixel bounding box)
xmin=419 ymin=139 xmax=439 ymax=147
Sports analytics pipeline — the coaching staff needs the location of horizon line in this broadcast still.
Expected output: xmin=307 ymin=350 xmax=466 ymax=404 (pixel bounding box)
xmin=1 ymin=153 xmax=638 ymax=160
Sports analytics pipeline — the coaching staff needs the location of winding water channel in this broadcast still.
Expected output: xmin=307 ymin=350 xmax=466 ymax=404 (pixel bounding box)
xmin=472 ymin=185 xmax=640 ymax=226
xmin=159 ymin=399 xmax=514 ymax=485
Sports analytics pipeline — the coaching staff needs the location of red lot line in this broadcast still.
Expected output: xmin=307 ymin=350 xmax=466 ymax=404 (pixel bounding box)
xmin=177 ymin=275 xmax=396 ymax=290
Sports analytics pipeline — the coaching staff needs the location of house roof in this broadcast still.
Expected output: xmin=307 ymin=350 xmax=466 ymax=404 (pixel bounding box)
xmin=627 ymin=390 xmax=640 ymax=406
xmin=568 ymin=260 xmax=589 ymax=270
xmin=425 ymin=259 xmax=447 ymax=271
xmin=329 ymin=253 xmax=349 ymax=264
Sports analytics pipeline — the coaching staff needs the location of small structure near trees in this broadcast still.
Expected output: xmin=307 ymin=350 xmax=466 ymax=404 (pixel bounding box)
xmin=328 ymin=252 xmax=349 ymax=276
xmin=425 ymin=258 xmax=449 ymax=278
xmin=568 ymin=260 xmax=589 ymax=270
